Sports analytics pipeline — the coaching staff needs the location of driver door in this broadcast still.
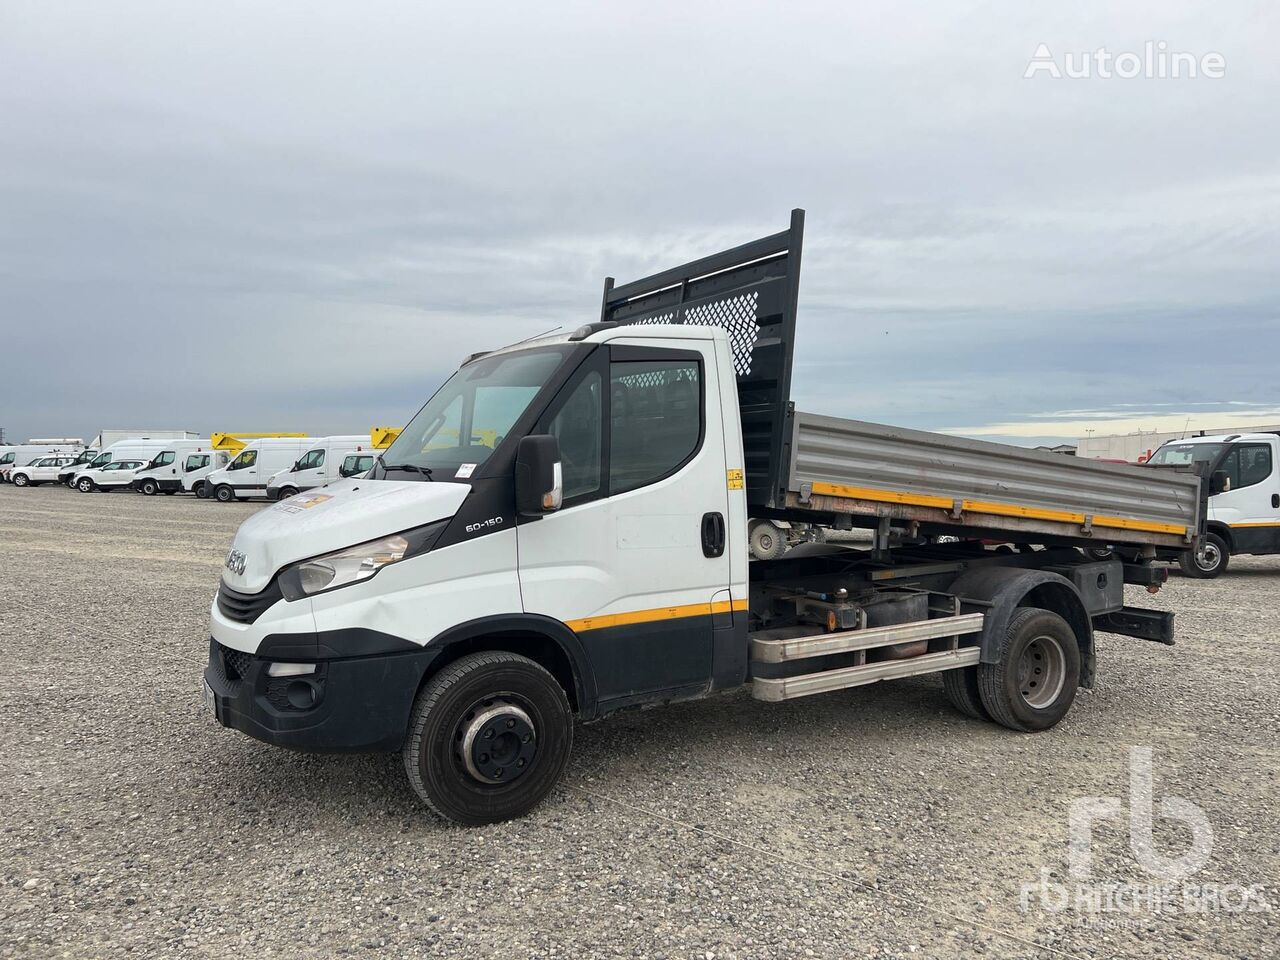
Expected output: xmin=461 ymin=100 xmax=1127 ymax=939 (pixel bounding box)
xmin=517 ymin=339 xmax=734 ymax=710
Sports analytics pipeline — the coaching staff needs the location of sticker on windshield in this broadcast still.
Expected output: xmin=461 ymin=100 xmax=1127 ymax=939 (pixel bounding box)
xmin=275 ymin=493 xmax=333 ymax=514
xmin=455 ymin=463 xmax=476 ymax=479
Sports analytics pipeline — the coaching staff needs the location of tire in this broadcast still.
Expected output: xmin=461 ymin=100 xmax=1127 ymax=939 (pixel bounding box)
xmin=1085 ymin=547 xmax=1113 ymax=562
xmin=77 ymin=477 xmax=95 ymax=493
xmin=749 ymin=521 xmax=786 ymax=561
xmin=140 ymin=479 xmax=158 ymax=496
xmin=941 ymin=665 xmax=989 ymax=720
xmin=403 ymin=652 xmax=573 ymax=825
xmin=277 ymin=486 xmax=298 ymax=500
xmin=1178 ymin=532 xmax=1228 ymax=579
xmin=11 ymin=474 xmax=28 ymax=487
xmin=978 ymin=608 xmax=1080 ymax=732
xmin=194 ymin=481 xmax=207 ymax=499
xmin=213 ymin=485 xmax=235 ymax=503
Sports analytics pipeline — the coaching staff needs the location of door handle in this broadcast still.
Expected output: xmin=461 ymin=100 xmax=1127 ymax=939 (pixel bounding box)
xmin=1272 ymin=494 xmax=1279 ymax=509
xmin=701 ymin=512 xmax=726 ymax=558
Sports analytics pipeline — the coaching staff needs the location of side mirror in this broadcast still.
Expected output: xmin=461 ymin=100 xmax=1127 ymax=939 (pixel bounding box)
xmin=515 ymin=435 xmax=563 ymax=516
xmin=1210 ymin=471 xmax=1231 ymax=495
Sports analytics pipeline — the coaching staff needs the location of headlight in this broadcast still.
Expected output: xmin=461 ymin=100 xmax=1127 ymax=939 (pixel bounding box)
xmin=278 ymin=522 xmax=447 ymax=600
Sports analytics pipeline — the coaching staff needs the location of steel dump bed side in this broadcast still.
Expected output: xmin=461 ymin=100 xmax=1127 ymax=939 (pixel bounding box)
xmin=601 ymin=209 xmax=1205 ymax=551
xmin=786 ymin=414 xmax=1200 ymax=549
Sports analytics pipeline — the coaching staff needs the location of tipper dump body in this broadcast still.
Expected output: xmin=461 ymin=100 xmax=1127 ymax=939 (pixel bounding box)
xmin=601 ymin=209 xmax=1204 ymax=553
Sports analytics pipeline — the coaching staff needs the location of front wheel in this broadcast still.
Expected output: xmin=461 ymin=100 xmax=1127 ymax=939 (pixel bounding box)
xmin=276 ymin=486 xmax=298 ymax=500
xmin=1178 ymin=532 xmax=1228 ymax=579
xmin=140 ymin=479 xmax=158 ymax=496
xmin=403 ymin=652 xmax=573 ymax=825
xmin=213 ymin=485 xmax=235 ymax=503
xmin=978 ymin=608 xmax=1080 ymax=732
xmin=193 ymin=481 xmax=207 ymax=499
xmin=11 ymin=474 xmax=29 ymax=487
xmin=76 ymin=477 xmax=95 ymax=493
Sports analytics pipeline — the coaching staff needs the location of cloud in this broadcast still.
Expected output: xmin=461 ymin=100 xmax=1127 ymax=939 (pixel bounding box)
xmin=1 ymin=1 xmax=1277 ymax=447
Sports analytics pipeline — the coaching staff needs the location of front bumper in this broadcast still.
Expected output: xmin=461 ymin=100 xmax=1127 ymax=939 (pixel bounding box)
xmin=203 ymin=637 xmax=439 ymax=752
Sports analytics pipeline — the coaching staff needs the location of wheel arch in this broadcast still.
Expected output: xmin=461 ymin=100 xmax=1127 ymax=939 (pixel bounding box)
xmin=422 ymin=614 xmax=599 ymax=720
xmin=948 ymin=566 xmax=1095 ymax=689
xmin=1206 ymin=521 xmax=1234 ymax=553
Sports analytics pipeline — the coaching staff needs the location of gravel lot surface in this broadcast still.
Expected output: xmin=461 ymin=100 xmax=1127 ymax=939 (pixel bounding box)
xmin=1 ymin=485 xmax=1277 ymax=959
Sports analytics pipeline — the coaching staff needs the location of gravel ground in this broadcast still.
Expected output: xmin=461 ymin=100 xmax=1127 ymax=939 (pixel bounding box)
xmin=1 ymin=485 xmax=1276 ymax=959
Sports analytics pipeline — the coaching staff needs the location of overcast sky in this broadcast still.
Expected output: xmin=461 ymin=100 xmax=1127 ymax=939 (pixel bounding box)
xmin=2 ymin=1 xmax=1277 ymax=447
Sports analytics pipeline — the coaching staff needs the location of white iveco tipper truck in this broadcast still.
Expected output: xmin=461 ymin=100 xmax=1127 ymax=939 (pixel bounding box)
xmin=204 ymin=211 xmax=1206 ymax=825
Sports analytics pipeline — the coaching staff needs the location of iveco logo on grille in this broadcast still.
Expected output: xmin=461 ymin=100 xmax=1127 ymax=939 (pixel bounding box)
xmin=224 ymin=548 xmax=247 ymax=576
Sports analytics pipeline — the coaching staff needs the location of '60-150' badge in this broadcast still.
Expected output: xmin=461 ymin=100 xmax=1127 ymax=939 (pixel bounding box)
xmin=225 ymin=548 xmax=247 ymax=576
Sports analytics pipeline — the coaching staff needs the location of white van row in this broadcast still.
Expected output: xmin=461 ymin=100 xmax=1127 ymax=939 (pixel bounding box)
xmin=4 ymin=435 xmax=384 ymax=499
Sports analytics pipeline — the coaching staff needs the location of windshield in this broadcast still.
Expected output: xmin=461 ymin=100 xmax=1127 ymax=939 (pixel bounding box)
xmin=380 ymin=347 xmax=571 ymax=478
xmin=1147 ymin=442 xmax=1226 ymax=467
xmin=0 ymin=453 xmax=12 ymax=465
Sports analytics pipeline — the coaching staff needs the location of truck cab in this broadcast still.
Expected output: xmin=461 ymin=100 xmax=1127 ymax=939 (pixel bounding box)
xmin=180 ymin=451 xmax=230 ymax=497
xmin=131 ymin=440 xmax=214 ymax=495
xmin=1146 ymin=432 xmax=1280 ymax=577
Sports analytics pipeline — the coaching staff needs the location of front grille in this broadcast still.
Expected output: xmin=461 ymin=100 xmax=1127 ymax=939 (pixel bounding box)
xmin=216 ymin=579 xmax=283 ymax=624
xmin=221 ymin=645 xmax=253 ymax=682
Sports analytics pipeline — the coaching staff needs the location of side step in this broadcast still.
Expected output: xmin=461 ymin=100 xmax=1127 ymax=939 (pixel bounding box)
xmin=750 ymin=612 xmax=984 ymax=663
xmin=752 ymin=648 xmax=981 ymax=702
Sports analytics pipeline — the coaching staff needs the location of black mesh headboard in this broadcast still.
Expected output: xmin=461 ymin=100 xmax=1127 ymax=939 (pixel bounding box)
xmin=600 ymin=209 xmax=804 ymax=509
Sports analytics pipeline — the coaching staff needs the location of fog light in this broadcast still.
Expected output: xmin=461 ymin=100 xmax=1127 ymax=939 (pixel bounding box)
xmin=267 ymin=662 xmax=317 ymax=678
xmin=286 ymin=679 xmax=319 ymax=710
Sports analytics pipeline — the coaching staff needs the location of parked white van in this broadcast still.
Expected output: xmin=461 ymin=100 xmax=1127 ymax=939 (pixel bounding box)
xmin=264 ymin=435 xmax=372 ymax=500
xmin=67 ymin=440 xmax=188 ymax=489
xmin=9 ymin=455 xmax=79 ymax=487
xmin=56 ymin=449 xmax=102 ymax=486
xmin=205 ymin=438 xmax=318 ymax=503
xmin=181 ymin=450 xmax=232 ymax=498
xmin=130 ymin=440 xmax=218 ymax=496
xmin=0 ymin=442 xmax=84 ymax=482
xmin=1144 ymin=432 xmax=1280 ymax=577
xmin=74 ymin=458 xmax=150 ymax=493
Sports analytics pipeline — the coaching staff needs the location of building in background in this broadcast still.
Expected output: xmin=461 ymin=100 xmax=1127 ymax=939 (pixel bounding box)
xmin=1077 ymin=423 xmax=1280 ymax=462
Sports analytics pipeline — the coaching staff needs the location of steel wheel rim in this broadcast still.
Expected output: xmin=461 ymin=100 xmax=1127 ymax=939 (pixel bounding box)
xmin=1018 ymin=634 xmax=1067 ymax=709
xmin=1195 ymin=542 xmax=1221 ymax=572
xmin=456 ymin=696 xmax=538 ymax=786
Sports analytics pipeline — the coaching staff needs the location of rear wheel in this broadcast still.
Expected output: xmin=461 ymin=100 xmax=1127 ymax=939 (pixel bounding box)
xmin=978 ymin=608 xmax=1080 ymax=732
xmin=140 ymin=479 xmax=158 ymax=496
xmin=941 ymin=664 xmax=989 ymax=720
xmin=76 ymin=477 xmax=95 ymax=493
xmin=1178 ymin=532 xmax=1228 ymax=579
xmin=213 ymin=485 xmax=235 ymax=503
xmin=403 ymin=652 xmax=573 ymax=825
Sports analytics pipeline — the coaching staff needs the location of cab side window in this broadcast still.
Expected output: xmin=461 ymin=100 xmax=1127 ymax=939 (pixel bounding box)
xmin=1226 ymin=444 xmax=1273 ymax=490
xmin=154 ymin=451 xmax=175 ymax=468
xmin=546 ymin=371 xmax=602 ymax=500
xmin=298 ymin=450 xmax=325 ymax=470
xmin=609 ymin=359 xmax=702 ymax=494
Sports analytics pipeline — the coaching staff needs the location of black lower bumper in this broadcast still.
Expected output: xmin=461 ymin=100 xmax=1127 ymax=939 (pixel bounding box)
xmin=204 ymin=638 xmax=440 ymax=752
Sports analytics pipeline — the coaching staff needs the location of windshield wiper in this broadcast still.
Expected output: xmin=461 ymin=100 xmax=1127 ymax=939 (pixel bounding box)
xmin=376 ymin=455 xmax=433 ymax=481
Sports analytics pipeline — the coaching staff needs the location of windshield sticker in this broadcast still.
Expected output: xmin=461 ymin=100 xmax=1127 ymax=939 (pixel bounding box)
xmin=275 ymin=493 xmax=333 ymax=514
xmin=455 ymin=463 xmax=476 ymax=479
